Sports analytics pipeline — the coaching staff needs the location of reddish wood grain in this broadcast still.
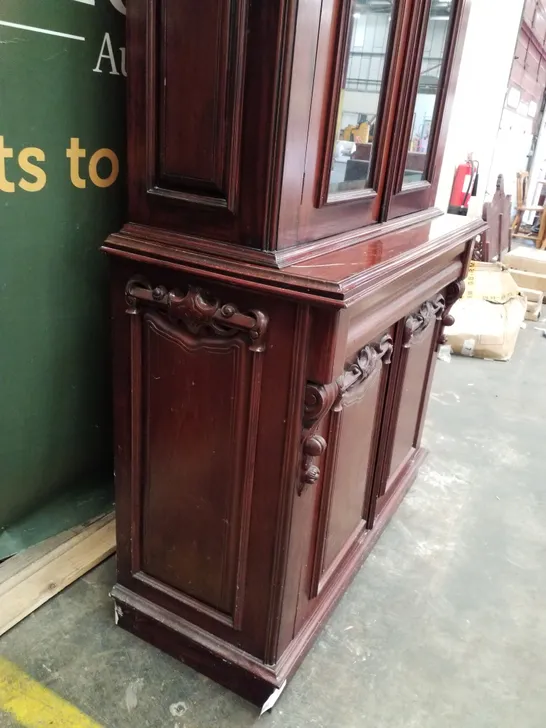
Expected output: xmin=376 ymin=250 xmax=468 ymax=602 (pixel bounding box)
xmin=106 ymin=0 xmax=481 ymax=706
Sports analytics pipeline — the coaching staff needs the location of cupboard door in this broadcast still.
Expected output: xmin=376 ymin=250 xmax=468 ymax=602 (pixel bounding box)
xmin=307 ymin=331 xmax=393 ymax=599
xmin=288 ymin=0 xmax=413 ymax=246
xmin=384 ymin=0 xmax=469 ymax=219
xmin=373 ymin=295 xmax=445 ymax=516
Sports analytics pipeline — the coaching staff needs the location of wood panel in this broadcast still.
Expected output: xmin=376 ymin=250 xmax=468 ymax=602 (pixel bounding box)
xmin=0 ymin=514 xmax=115 ymax=637
xmin=139 ymin=317 xmax=255 ymax=621
xmin=377 ymin=296 xmax=445 ymax=511
xmin=388 ymin=323 xmax=435 ymax=479
xmin=124 ymin=280 xmax=267 ymax=628
xmin=152 ymin=0 xmax=247 ymax=209
xmin=308 ymin=334 xmax=393 ymax=597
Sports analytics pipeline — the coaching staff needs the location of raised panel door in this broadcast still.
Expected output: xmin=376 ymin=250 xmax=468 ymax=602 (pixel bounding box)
xmin=374 ymin=294 xmax=445 ymax=516
xmin=297 ymin=332 xmax=393 ymax=608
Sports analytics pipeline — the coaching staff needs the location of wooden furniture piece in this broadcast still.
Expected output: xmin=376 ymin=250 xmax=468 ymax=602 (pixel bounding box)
xmin=103 ymin=0 xmax=486 ymax=707
xmin=473 ymin=174 xmax=512 ymax=261
xmin=512 ymin=171 xmax=546 ymax=249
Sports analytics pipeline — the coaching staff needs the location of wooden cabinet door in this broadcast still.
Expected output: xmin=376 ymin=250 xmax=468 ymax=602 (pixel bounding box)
xmin=304 ymin=331 xmax=394 ymax=603
xmin=371 ymin=294 xmax=445 ymax=520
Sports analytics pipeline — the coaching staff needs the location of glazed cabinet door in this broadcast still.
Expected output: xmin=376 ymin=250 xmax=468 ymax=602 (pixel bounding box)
xmin=371 ymin=293 xmax=445 ymax=520
xmin=286 ymin=0 xmax=412 ymax=246
xmin=384 ymin=0 xmax=469 ymax=219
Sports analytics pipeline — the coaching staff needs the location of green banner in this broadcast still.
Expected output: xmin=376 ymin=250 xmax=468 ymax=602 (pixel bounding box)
xmin=0 ymin=0 xmax=125 ymax=526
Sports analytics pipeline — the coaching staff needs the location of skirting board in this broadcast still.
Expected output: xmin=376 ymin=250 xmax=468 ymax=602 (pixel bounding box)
xmin=0 ymin=512 xmax=116 ymax=636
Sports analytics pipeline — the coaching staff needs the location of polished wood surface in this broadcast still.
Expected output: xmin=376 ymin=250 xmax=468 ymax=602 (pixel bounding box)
xmin=157 ymin=0 xmax=247 ymax=208
xmin=105 ymin=214 xmax=484 ymax=303
xmin=105 ymin=0 xmax=479 ymax=707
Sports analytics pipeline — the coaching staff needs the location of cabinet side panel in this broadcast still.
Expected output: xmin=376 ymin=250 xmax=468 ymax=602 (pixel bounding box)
xmin=140 ymin=314 xmax=258 ymax=620
xmin=160 ymin=0 xmax=227 ymax=186
xmin=152 ymin=0 xmax=247 ymax=206
xmin=113 ymin=260 xmax=309 ymax=659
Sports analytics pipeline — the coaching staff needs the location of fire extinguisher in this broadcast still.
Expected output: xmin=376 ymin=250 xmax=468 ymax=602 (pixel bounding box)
xmin=448 ymin=157 xmax=479 ymax=216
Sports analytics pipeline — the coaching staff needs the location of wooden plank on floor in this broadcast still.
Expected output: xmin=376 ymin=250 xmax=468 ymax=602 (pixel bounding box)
xmin=0 ymin=512 xmax=115 ymax=637
xmin=0 ymin=513 xmax=112 ymax=587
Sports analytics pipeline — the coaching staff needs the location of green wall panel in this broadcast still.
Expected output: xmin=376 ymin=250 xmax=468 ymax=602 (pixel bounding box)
xmin=0 ymin=1 xmax=125 ymax=526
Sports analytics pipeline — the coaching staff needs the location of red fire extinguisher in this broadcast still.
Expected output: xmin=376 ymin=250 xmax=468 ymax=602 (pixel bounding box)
xmin=448 ymin=157 xmax=479 ymax=216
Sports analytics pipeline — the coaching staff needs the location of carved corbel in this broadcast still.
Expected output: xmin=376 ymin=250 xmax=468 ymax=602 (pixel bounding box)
xmin=298 ymin=381 xmax=340 ymax=495
xmin=298 ymin=334 xmax=393 ymax=496
xmin=403 ymin=296 xmax=446 ymax=348
xmin=125 ymin=277 xmax=269 ymax=352
xmin=300 ymin=434 xmax=328 ymax=494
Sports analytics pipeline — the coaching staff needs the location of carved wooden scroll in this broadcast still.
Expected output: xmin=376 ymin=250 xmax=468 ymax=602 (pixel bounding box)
xmin=125 ymin=278 xmax=268 ymax=352
xmin=299 ymin=381 xmax=340 ymax=495
xmin=298 ymin=334 xmax=393 ymax=496
xmin=338 ymin=334 xmax=393 ymax=395
xmin=403 ymin=295 xmax=446 ymax=348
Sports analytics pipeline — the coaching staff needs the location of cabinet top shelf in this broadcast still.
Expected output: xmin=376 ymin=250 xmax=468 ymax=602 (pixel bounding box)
xmin=284 ymin=214 xmax=485 ymax=287
xmin=104 ymin=214 xmax=486 ymax=309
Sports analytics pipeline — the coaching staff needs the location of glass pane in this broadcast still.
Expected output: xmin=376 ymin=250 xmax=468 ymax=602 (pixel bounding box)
xmin=403 ymin=0 xmax=454 ymax=185
xmin=328 ymin=0 xmax=394 ymax=198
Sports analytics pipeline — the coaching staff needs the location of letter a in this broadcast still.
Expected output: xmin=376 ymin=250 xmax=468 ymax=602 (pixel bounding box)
xmin=93 ymin=32 xmax=119 ymax=75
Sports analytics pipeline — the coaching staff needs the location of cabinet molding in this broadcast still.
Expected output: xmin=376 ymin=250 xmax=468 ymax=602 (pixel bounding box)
xmin=441 ymin=279 xmax=466 ymax=337
xmin=338 ymin=334 xmax=394 ymax=393
xmin=126 ymin=277 xmax=268 ymax=352
xmin=299 ymin=381 xmax=340 ymax=495
xmin=403 ymin=295 xmax=446 ymax=348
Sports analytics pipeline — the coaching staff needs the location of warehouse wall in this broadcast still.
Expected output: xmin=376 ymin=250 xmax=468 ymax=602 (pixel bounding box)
xmin=0 ymin=0 xmax=125 ymax=526
xmin=435 ymin=0 xmax=526 ymax=216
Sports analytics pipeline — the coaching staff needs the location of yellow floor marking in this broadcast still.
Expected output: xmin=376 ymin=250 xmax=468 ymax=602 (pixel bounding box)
xmin=0 ymin=657 xmax=103 ymax=727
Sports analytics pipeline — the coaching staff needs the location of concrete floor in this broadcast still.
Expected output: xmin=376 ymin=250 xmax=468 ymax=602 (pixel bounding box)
xmin=2 ymin=326 xmax=546 ymax=728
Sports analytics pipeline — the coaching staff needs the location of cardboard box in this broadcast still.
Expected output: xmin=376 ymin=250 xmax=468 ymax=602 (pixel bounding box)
xmin=503 ymin=245 xmax=546 ymax=275
xmin=508 ymin=268 xmax=546 ymax=298
xmin=446 ymin=297 xmax=527 ymax=361
xmin=463 ymin=261 xmax=520 ymax=304
xmin=519 ymin=287 xmax=543 ymax=321
xmin=445 ymin=262 xmax=527 ymax=361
